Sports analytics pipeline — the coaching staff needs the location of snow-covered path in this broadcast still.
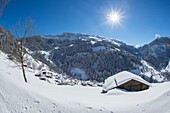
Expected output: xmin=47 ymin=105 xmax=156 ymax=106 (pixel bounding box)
xmin=0 ymin=51 xmax=170 ymax=113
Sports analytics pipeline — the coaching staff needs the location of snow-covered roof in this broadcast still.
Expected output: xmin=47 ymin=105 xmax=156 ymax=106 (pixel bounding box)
xmin=103 ymin=71 xmax=150 ymax=91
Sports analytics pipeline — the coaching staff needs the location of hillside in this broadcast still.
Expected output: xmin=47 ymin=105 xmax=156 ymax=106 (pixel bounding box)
xmin=24 ymin=33 xmax=143 ymax=82
xmin=0 ymin=51 xmax=170 ymax=113
xmin=24 ymin=33 xmax=169 ymax=82
xmin=139 ymin=37 xmax=170 ymax=69
xmin=0 ymin=26 xmax=168 ymax=82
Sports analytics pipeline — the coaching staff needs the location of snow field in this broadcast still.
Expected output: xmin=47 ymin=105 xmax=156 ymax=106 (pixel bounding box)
xmin=0 ymin=51 xmax=170 ymax=113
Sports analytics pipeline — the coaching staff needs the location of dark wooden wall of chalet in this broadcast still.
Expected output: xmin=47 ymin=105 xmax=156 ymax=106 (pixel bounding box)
xmin=117 ymin=79 xmax=149 ymax=91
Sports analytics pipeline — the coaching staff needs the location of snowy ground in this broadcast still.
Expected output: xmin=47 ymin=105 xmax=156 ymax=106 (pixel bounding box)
xmin=0 ymin=51 xmax=170 ymax=113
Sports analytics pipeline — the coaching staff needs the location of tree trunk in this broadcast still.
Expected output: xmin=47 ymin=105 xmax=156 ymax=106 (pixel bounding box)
xmin=20 ymin=39 xmax=27 ymax=83
xmin=21 ymin=61 xmax=27 ymax=83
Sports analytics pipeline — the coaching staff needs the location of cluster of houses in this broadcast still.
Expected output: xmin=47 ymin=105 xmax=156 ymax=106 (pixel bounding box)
xmin=35 ymin=67 xmax=150 ymax=93
xmin=34 ymin=68 xmax=103 ymax=87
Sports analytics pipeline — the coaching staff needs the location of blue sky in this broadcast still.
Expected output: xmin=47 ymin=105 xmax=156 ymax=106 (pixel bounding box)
xmin=0 ymin=0 xmax=170 ymax=45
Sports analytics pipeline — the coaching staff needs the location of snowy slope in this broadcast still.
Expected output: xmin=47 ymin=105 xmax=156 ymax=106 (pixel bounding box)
xmin=165 ymin=60 xmax=170 ymax=72
xmin=0 ymin=51 xmax=170 ymax=113
xmin=141 ymin=60 xmax=164 ymax=82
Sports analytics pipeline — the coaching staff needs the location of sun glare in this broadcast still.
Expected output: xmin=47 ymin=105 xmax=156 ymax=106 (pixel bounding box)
xmin=108 ymin=12 xmax=120 ymax=23
xmin=106 ymin=9 xmax=124 ymax=27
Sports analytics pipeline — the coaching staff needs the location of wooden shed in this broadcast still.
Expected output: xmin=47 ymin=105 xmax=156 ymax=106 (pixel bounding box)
xmin=117 ymin=79 xmax=149 ymax=91
xmin=102 ymin=71 xmax=150 ymax=93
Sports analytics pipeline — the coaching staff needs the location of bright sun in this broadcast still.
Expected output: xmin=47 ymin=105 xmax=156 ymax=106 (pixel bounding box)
xmin=109 ymin=13 xmax=120 ymax=23
xmin=106 ymin=10 xmax=124 ymax=27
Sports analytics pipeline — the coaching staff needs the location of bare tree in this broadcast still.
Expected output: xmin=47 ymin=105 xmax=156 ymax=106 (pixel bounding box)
xmin=0 ymin=0 xmax=10 ymax=16
xmin=13 ymin=18 xmax=34 ymax=83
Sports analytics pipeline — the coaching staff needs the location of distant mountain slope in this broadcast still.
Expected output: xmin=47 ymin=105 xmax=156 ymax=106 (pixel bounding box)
xmin=1 ymin=26 xmax=168 ymax=82
xmin=139 ymin=37 xmax=170 ymax=69
xmin=25 ymin=33 xmax=142 ymax=82
xmin=0 ymin=26 xmax=15 ymax=54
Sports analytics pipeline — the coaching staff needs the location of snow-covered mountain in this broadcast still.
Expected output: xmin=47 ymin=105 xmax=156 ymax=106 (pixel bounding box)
xmin=24 ymin=33 xmax=143 ymax=82
xmin=0 ymin=26 xmax=168 ymax=82
xmin=1 ymin=26 xmax=170 ymax=112
xmin=139 ymin=37 xmax=170 ymax=70
xmin=24 ymin=32 xmax=169 ymax=82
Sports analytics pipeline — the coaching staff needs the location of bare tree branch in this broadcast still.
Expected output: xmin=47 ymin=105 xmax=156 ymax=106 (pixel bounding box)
xmin=23 ymin=18 xmax=34 ymax=38
xmin=0 ymin=0 xmax=10 ymax=16
xmin=13 ymin=22 xmax=20 ymax=38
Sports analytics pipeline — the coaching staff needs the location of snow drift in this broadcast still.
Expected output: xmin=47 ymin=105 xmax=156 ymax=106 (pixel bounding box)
xmin=0 ymin=51 xmax=170 ymax=113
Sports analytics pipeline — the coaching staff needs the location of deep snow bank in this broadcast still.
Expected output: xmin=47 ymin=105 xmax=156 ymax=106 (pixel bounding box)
xmin=0 ymin=51 xmax=170 ymax=113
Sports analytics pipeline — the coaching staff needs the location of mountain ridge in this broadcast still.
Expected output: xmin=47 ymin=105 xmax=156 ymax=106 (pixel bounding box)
xmin=24 ymin=33 xmax=168 ymax=82
xmin=0 ymin=26 xmax=169 ymax=82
